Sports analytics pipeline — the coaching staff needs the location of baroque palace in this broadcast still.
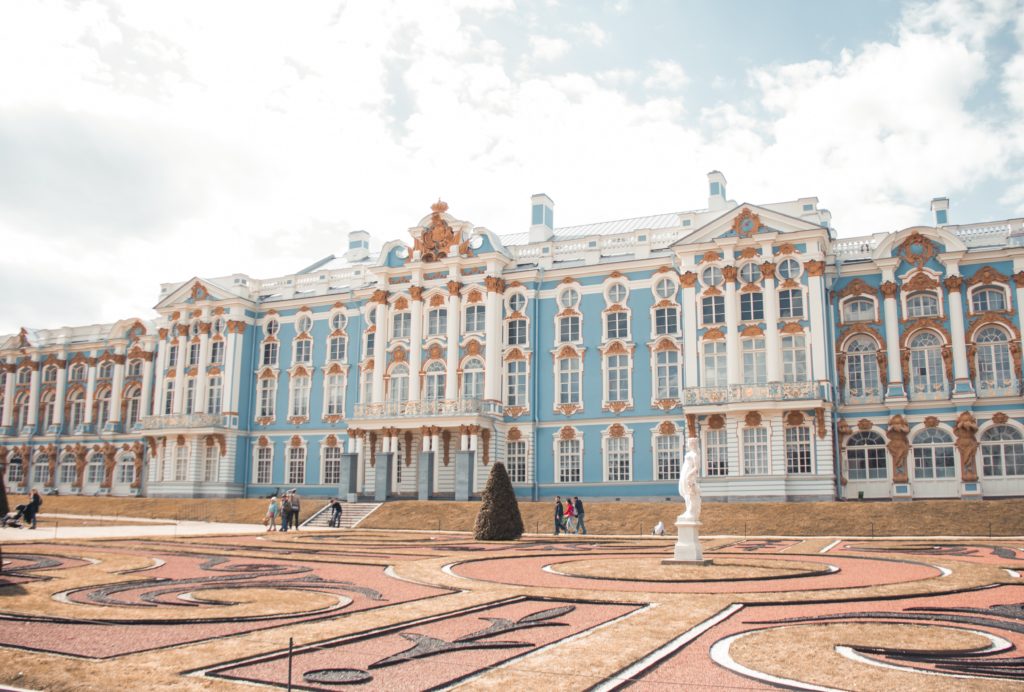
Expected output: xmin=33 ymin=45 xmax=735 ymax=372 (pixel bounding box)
xmin=3 ymin=173 xmax=1024 ymax=503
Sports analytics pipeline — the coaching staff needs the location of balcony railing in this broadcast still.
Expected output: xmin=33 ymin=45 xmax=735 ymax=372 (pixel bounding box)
xmin=682 ymin=380 xmax=832 ymax=406
xmin=140 ymin=413 xmax=231 ymax=430
xmin=352 ymin=398 xmax=503 ymax=419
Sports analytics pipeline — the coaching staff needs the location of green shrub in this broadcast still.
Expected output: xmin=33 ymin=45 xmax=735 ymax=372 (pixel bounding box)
xmin=474 ymin=462 xmax=524 ymax=540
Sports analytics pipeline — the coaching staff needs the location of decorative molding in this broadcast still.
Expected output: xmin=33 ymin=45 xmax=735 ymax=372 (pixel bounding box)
xmin=508 ymin=427 xmax=522 ymax=441
xmin=857 ymin=418 xmax=873 ymax=431
xmin=943 ymin=275 xmax=964 ymax=292
xmin=993 ymin=411 xmax=1009 ymax=425
xmin=744 ymin=411 xmax=762 ymax=427
xmin=559 ymin=426 xmax=576 ymax=441
xmin=658 ymin=420 xmax=677 ymax=435
xmin=679 ymin=271 xmax=697 ymax=288
xmin=896 ymin=232 xmax=937 ymax=268
xmin=903 ymin=271 xmax=939 ymax=292
xmin=707 ymin=414 xmax=725 ymax=430
xmin=485 ymin=276 xmax=506 ymax=294
xmin=967 ymin=265 xmax=1008 ymax=287
xmin=815 ymin=408 xmax=826 ymax=439
xmin=804 ymin=260 xmax=825 ymax=277
xmin=731 ymin=208 xmax=761 ymax=238
xmin=886 ymin=414 xmax=911 ymax=483
xmin=923 ymin=416 xmax=940 ymax=428
xmin=759 ymin=262 xmax=776 ymax=279
xmin=785 ymin=411 xmax=805 ymax=426
xmin=608 ymin=423 xmax=626 ymax=438
xmin=954 ymin=411 xmax=979 ymax=482
xmin=700 ymin=250 xmax=722 ymax=263
xmin=721 ymin=265 xmax=738 ymax=282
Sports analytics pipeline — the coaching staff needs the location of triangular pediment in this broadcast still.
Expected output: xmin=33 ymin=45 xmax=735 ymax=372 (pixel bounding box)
xmin=672 ymin=203 xmax=825 ymax=247
xmin=154 ymin=277 xmax=238 ymax=310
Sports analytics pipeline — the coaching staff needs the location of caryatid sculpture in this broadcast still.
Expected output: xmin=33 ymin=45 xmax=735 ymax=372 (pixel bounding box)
xmin=679 ymin=437 xmax=701 ymax=521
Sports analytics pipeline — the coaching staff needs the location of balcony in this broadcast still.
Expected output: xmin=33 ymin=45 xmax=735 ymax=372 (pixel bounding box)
xmin=352 ymin=398 xmax=503 ymax=419
xmin=682 ymin=381 xmax=832 ymax=406
xmin=140 ymin=413 xmax=232 ymax=430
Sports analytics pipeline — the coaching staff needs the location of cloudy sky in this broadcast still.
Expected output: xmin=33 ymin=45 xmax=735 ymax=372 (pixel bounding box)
xmin=2 ymin=0 xmax=1023 ymax=334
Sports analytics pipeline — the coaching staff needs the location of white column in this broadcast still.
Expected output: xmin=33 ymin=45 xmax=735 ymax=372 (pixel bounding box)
xmin=371 ymin=295 xmax=388 ymax=403
xmin=54 ymin=354 xmax=68 ymax=426
xmin=194 ymin=327 xmax=211 ymax=413
xmin=1014 ymin=270 xmax=1024 ymax=376
xmin=484 ymin=279 xmax=503 ymax=401
xmin=83 ymin=358 xmax=97 ymax=426
xmin=445 ymin=282 xmax=462 ymax=400
xmin=945 ymin=275 xmax=971 ymax=389
xmin=469 ymin=429 xmax=479 ymax=452
xmin=222 ymin=327 xmax=238 ymax=413
xmin=151 ymin=336 xmax=168 ymax=416
xmin=109 ymin=349 xmax=125 ymax=425
xmin=408 ymin=290 xmax=424 ymax=402
xmin=724 ymin=266 xmax=741 ymax=385
xmin=1 ymin=360 xmax=15 ymax=427
xmin=681 ymin=273 xmax=699 ymax=387
xmin=172 ymin=328 xmax=188 ymax=413
xmin=763 ymin=265 xmax=782 ymax=382
xmin=27 ymin=360 xmax=40 ymax=427
xmin=460 ymin=429 xmax=469 ymax=450
xmin=879 ymin=271 xmax=904 ymax=395
xmin=140 ymin=351 xmax=155 ymax=422
xmin=431 ymin=431 xmax=440 ymax=454
xmin=805 ymin=260 xmax=828 ymax=381
xmin=355 ymin=434 xmax=365 ymax=493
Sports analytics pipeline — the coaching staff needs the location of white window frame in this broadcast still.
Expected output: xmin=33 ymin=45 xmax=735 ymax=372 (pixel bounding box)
xmin=704 ymin=427 xmax=729 ymax=476
xmin=840 ymin=296 xmax=878 ymax=324
xmin=603 ymin=429 xmax=633 ymax=482
xmin=289 ymin=374 xmax=311 ymax=419
xmin=554 ymin=432 xmax=582 ymax=484
xmin=652 ymin=430 xmax=682 ymax=481
xmin=741 ymin=425 xmax=769 ymax=475
xmin=322 ymin=443 xmax=342 ymax=484
xmin=287 ymin=443 xmax=306 ymax=485
xmin=254 ymin=444 xmax=273 ymax=485
xmin=911 ymin=427 xmax=956 ymax=480
xmin=785 ymin=425 xmax=812 ymax=474
xmin=506 ymin=438 xmax=528 ymax=483
xmin=203 ymin=443 xmax=219 ymax=482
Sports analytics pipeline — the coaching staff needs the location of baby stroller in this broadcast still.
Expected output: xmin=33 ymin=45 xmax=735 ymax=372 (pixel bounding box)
xmin=1 ymin=504 xmax=27 ymax=529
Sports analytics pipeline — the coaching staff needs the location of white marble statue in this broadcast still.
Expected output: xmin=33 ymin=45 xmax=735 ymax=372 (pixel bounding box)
xmin=679 ymin=436 xmax=701 ymax=521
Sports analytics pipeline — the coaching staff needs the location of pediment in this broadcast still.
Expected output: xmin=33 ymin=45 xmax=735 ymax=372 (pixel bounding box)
xmin=154 ymin=277 xmax=236 ymax=310
xmin=672 ymin=203 xmax=824 ymax=247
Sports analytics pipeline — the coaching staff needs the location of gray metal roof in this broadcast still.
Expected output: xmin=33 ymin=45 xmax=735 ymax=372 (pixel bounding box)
xmin=500 ymin=211 xmax=683 ymax=247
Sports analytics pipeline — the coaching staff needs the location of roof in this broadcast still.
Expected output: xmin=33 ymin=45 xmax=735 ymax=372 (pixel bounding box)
xmin=500 ymin=212 xmax=684 ymax=247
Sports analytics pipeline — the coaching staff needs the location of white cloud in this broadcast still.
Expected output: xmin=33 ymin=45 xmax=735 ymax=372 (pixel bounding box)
xmin=644 ymin=59 xmax=689 ymax=91
xmin=573 ymin=21 xmax=607 ymax=46
xmin=529 ymin=35 xmax=570 ymax=61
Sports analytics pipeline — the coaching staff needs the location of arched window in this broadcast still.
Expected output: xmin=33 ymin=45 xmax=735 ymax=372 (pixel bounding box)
xmin=98 ymin=361 xmax=114 ymax=379
xmin=981 ymin=425 xmax=1024 ymax=477
xmin=40 ymin=390 xmax=56 ymax=429
xmin=846 ymin=337 xmax=880 ymax=399
xmin=17 ymin=367 xmax=32 ymax=385
xmin=908 ymin=331 xmax=945 ymax=396
xmin=846 ymin=431 xmax=887 ymax=480
xmin=906 ymin=292 xmax=939 ymax=318
xmin=912 ymin=428 xmax=955 ymax=479
xmin=95 ymin=387 xmax=111 ymax=428
xmin=127 ymin=359 xmax=143 ymax=377
xmin=6 ymin=456 xmax=23 ymax=484
xmin=70 ymin=364 xmax=85 ymax=381
xmin=843 ymin=298 xmax=874 ymax=323
xmin=86 ymin=455 xmax=104 ymax=485
xmin=972 ymin=287 xmax=1006 ymax=313
xmin=975 ymin=326 xmax=1014 ymax=392
xmin=14 ymin=392 xmax=30 ymax=431
xmin=424 ymin=362 xmax=446 ymax=401
xmin=42 ymin=366 xmax=57 ymax=384
xmin=388 ymin=365 xmax=409 ymax=403
xmin=462 ymin=358 xmax=484 ymax=400
xmin=124 ymin=385 xmax=142 ymax=428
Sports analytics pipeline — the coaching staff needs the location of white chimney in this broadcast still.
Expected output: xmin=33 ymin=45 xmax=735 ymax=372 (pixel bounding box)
xmin=344 ymin=230 xmax=371 ymax=262
xmin=930 ymin=197 xmax=949 ymax=226
xmin=529 ymin=193 xmax=554 ymax=243
xmin=707 ymin=171 xmax=727 ymax=210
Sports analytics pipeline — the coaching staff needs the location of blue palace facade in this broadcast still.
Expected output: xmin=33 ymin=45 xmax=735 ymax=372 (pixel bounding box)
xmin=3 ymin=172 xmax=1024 ymax=503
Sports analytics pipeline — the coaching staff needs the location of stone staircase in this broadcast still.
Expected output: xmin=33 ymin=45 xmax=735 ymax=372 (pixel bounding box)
xmin=301 ymin=501 xmax=381 ymax=529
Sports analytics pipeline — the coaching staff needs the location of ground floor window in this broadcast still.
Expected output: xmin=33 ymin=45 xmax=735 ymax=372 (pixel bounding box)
xmin=204 ymin=445 xmax=219 ymax=482
xmin=742 ymin=427 xmax=769 ymax=474
xmin=912 ymin=428 xmax=955 ymax=479
xmin=981 ymin=425 xmax=1024 ymax=477
xmin=785 ymin=426 xmax=812 ymax=474
xmin=174 ymin=445 xmax=188 ymax=481
xmin=323 ymin=446 xmax=341 ymax=484
xmin=256 ymin=446 xmax=272 ymax=485
xmin=288 ymin=447 xmax=306 ymax=485
xmin=705 ymin=428 xmax=728 ymax=476
xmin=32 ymin=461 xmax=48 ymax=485
xmin=557 ymin=439 xmax=581 ymax=484
xmin=655 ymin=434 xmax=681 ymax=480
xmin=506 ymin=440 xmax=527 ymax=483
xmin=606 ymin=435 xmax=631 ymax=482
xmin=7 ymin=458 xmax=23 ymax=483
xmin=847 ymin=431 xmax=887 ymax=480
xmin=86 ymin=459 xmax=104 ymax=484
xmin=117 ymin=460 xmax=135 ymax=485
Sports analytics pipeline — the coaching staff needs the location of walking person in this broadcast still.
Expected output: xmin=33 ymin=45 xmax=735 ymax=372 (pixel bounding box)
xmin=564 ymin=497 xmax=576 ymax=534
xmin=266 ymin=496 xmax=279 ymax=532
xmin=23 ymin=489 xmax=42 ymax=530
xmin=280 ymin=493 xmax=291 ymax=532
xmin=290 ymin=490 xmax=301 ymax=530
xmin=573 ymin=496 xmax=586 ymax=535
xmin=329 ymin=498 xmax=342 ymax=528
xmin=554 ymin=496 xmax=564 ymax=535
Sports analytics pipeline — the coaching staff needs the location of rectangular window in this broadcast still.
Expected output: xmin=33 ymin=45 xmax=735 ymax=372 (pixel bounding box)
xmin=32 ymin=461 xmax=48 ymax=484
xmin=740 ymin=292 xmax=765 ymax=322
xmin=427 ymin=309 xmax=448 ymax=336
xmin=206 ymin=376 xmax=222 ymax=414
xmin=705 ymin=428 xmax=728 ymax=476
xmin=294 ymin=340 xmax=312 ymax=364
xmin=290 ymin=376 xmax=310 ymax=418
xmin=558 ymin=358 xmax=580 ymax=405
xmin=167 ymin=344 xmax=178 ymax=368
xmin=7 ymin=459 xmax=23 ymax=483
xmin=259 ymin=378 xmax=276 ymax=418
xmin=559 ymin=316 xmax=580 ymax=343
xmin=606 ymin=435 xmax=631 ymax=481
xmin=848 ymin=446 xmax=887 ymax=480
xmin=184 ymin=378 xmax=196 ymax=415
xmin=654 ymin=307 xmax=679 ymax=335
xmin=506 ymin=319 xmax=527 ymax=345
xmin=779 ymin=289 xmax=804 ymax=318
xmin=288 ymin=447 xmax=305 ymax=485
xmin=782 ymin=335 xmax=808 ymax=383
xmin=742 ymin=338 xmax=767 ymax=384
xmin=655 ymin=350 xmax=680 ymax=400
xmin=326 ymin=374 xmax=345 ymax=416
xmin=506 ymin=440 xmax=527 ymax=483
xmin=163 ymin=380 xmax=174 ymax=415
xmin=174 ymin=445 xmax=188 ymax=481
xmin=256 ymin=446 xmax=272 ymax=484
xmin=117 ymin=462 xmax=135 ymax=485
xmin=323 ymin=446 xmax=341 ymax=484
xmin=506 ymin=361 xmax=528 ymax=407
xmin=557 ymin=439 xmax=581 ymax=483
xmin=702 ymin=296 xmax=725 ymax=324
xmin=329 ymin=335 xmax=347 ymax=361
xmin=606 ymin=354 xmax=630 ymax=402
xmin=365 ymin=331 xmax=375 ymax=356
xmin=703 ymin=341 xmax=727 ymax=387
xmin=465 ymin=305 xmax=486 ymax=332
xmin=656 ymin=435 xmax=681 ymax=480
xmin=606 ymin=312 xmax=628 ymax=339
xmin=742 ymin=427 xmax=768 ymax=474
xmin=392 ymin=312 xmax=411 ymax=339
xmin=785 ymin=426 xmax=812 ymax=474
xmin=204 ymin=445 xmax=218 ymax=482
xmin=188 ymin=342 xmax=201 ymax=367
xmin=210 ymin=341 xmax=225 ymax=365
xmin=262 ymin=342 xmax=278 ymax=367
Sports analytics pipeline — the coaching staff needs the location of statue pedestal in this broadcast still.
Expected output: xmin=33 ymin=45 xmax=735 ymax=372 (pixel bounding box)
xmin=661 ymin=517 xmax=712 ymax=566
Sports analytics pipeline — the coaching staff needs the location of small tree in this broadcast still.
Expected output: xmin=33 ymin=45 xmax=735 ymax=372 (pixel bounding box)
xmin=474 ymin=462 xmax=524 ymax=541
xmin=0 ymin=466 xmax=8 ymax=517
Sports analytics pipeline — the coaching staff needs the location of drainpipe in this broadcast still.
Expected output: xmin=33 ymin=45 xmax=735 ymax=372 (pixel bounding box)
xmin=530 ymin=266 xmax=544 ymax=501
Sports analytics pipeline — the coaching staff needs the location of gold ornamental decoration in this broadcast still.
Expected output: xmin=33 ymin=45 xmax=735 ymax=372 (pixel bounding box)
xmin=896 ymin=232 xmax=937 ymax=269
xmin=658 ymin=421 xmax=676 ymax=435
xmin=744 ymin=411 xmax=762 ymax=427
xmin=886 ymin=415 xmax=911 ymax=483
xmin=414 ymin=200 xmax=458 ymax=263
xmin=608 ymin=423 xmax=626 ymax=438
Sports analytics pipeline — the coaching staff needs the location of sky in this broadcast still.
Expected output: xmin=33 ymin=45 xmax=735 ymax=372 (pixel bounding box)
xmin=2 ymin=0 xmax=1023 ymax=334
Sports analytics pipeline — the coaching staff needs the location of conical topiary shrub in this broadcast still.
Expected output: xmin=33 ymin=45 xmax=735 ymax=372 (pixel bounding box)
xmin=0 ymin=471 xmax=8 ymax=518
xmin=474 ymin=462 xmax=524 ymax=541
